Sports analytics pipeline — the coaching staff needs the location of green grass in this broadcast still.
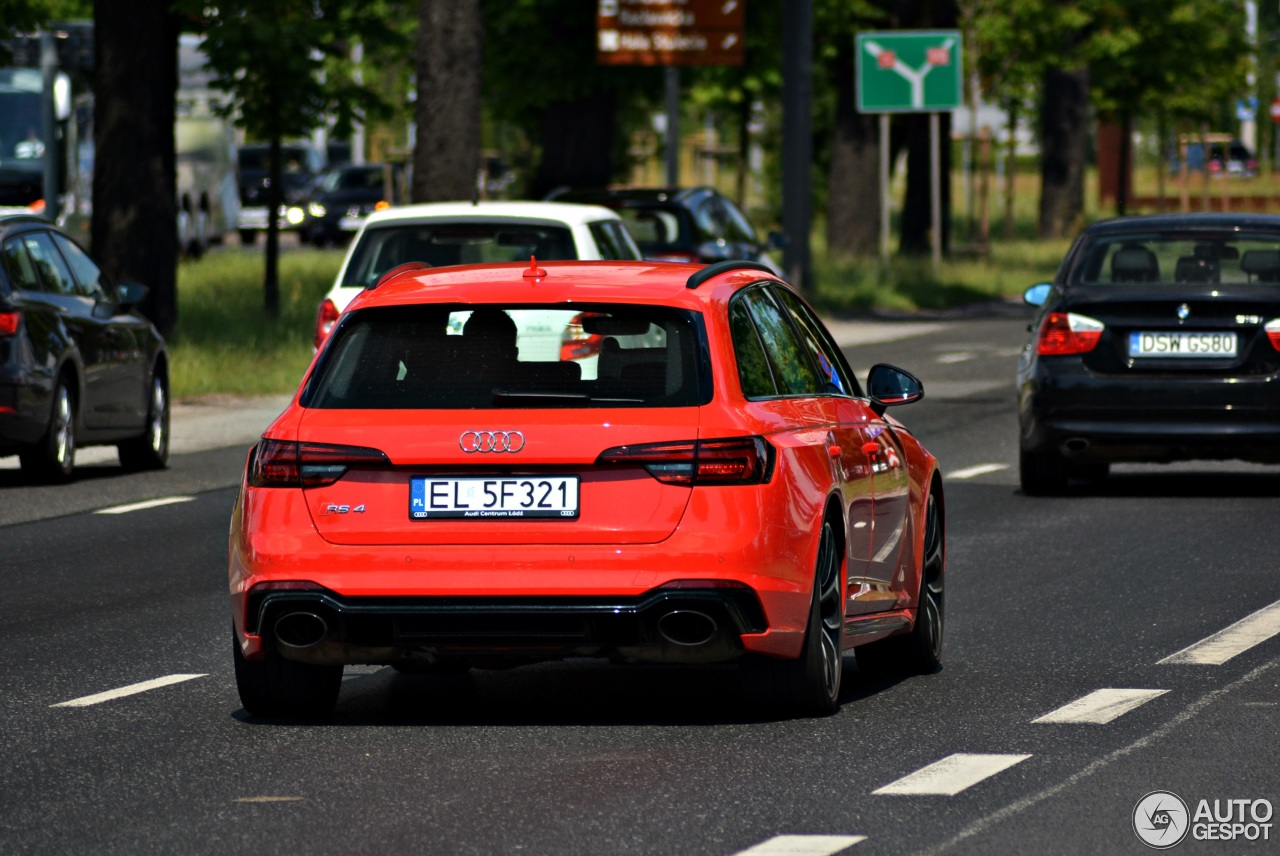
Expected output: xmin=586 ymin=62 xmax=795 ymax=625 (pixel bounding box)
xmin=169 ymin=248 xmax=345 ymax=398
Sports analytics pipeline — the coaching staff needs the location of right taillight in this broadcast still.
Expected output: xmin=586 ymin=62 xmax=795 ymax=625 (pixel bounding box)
xmin=1265 ymin=319 xmax=1280 ymax=351
xmin=314 ymin=298 xmax=340 ymax=349
xmin=248 ymin=439 xmax=389 ymax=488
xmin=596 ymin=437 xmax=774 ymax=486
xmin=1037 ymin=311 xmax=1104 ymax=356
xmin=0 ymin=311 xmax=19 ymax=336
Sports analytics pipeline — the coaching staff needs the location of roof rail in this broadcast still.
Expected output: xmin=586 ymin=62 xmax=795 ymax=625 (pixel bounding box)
xmin=368 ymin=261 xmax=432 ymax=290
xmin=685 ymin=260 xmax=778 ymax=290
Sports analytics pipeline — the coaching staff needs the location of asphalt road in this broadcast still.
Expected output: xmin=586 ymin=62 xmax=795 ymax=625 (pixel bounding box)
xmin=2 ymin=311 xmax=1278 ymax=856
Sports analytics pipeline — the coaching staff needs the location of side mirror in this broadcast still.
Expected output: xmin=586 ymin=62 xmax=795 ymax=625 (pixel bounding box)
xmin=867 ymin=363 xmax=924 ymax=415
xmin=116 ymin=282 xmax=150 ymax=309
xmin=1024 ymin=283 xmax=1052 ymax=306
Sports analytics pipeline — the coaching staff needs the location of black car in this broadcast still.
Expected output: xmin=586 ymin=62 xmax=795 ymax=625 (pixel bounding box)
xmin=299 ymin=163 xmax=401 ymax=247
xmin=0 ymin=214 xmax=169 ymax=481
xmin=545 ymin=186 xmax=784 ymax=274
xmin=1018 ymin=213 xmax=1280 ymax=494
xmin=236 ymin=141 xmax=325 ymax=244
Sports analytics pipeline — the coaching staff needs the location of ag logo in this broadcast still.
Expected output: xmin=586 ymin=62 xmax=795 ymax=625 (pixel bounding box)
xmin=1134 ymin=791 xmax=1190 ymax=849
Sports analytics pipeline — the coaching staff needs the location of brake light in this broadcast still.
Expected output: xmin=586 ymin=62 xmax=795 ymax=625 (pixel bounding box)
xmin=248 ymin=439 xmax=389 ymax=488
xmin=314 ymin=298 xmax=340 ymax=348
xmin=1037 ymin=311 xmax=1104 ymax=356
xmin=0 ymin=311 xmax=19 ymax=336
xmin=596 ymin=437 xmax=773 ymax=485
xmin=560 ymin=312 xmax=604 ymax=361
xmin=650 ymin=252 xmax=700 ymax=264
xmin=1266 ymin=319 xmax=1280 ymax=351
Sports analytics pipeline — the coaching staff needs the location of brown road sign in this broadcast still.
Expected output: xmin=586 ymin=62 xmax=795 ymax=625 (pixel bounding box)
xmin=598 ymin=0 xmax=745 ymax=66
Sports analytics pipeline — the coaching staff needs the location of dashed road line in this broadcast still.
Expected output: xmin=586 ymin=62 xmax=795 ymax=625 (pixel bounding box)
xmin=95 ymin=496 xmax=196 ymax=515
xmin=1158 ymin=599 xmax=1280 ymax=665
xmin=872 ymin=753 xmax=1031 ymax=796
xmin=936 ymin=353 xmax=976 ymax=364
xmin=51 ymin=674 xmax=206 ymax=708
xmin=947 ymin=463 xmax=1008 ymax=480
xmin=1032 ymin=688 xmax=1169 ymax=724
xmin=731 ymin=835 xmax=866 ymax=856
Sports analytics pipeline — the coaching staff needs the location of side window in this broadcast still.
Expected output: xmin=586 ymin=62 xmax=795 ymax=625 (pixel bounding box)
xmin=2 ymin=238 xmax=42 ymax=292
xmin=588 ymin=220 xmax=640 ymax=260
xmin=741 ymin=288 xmax=824 ymax=395
xmin=773 ymin=287 xmax=859 ymax=396
xmin=21 ymin=232 xmax=77 ymax=296
xmin=729 ymin=296 xmax=777 ymax=398
xmin=53 ymin=234 xmax=107 ymax=299
xmin=692 ymin=197 xmax=727 ymax=242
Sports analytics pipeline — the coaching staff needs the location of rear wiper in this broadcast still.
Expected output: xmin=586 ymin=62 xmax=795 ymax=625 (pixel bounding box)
xmin=491 ymin=390 xmax=644 ymax=407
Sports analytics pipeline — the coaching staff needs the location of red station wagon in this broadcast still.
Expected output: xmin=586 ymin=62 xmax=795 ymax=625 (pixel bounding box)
xmin=229 ymin=259 xmax=945 ymax=718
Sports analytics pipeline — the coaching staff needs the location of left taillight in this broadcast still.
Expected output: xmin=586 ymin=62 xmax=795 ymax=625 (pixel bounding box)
xmin=1037 ymin=311 xmax=1104 ymax=356
xmin=596 ymin=437 xmax=774 ymax=486
xmin=314 ymin=298 xmax=340 ymax=349
xmin=0 ymin=311 xmax=19 ymax=336
xmin=248 ymin=439 xmax=390 ymax=488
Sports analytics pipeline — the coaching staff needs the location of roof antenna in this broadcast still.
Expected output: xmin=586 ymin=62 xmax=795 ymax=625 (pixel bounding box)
xmin=523 ymin=255 xmax=547 ymax=279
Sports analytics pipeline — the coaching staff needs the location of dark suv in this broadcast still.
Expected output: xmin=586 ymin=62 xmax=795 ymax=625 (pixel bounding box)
xmin=299 ymin=163 xmax=403 ymax=247
xmin=236 ymin=142 xmax=325 ymax=244
xmin=545 ymin=186 xmax=783 ymax=274
xmin=0 ymin=214 xmax=169 ymax=481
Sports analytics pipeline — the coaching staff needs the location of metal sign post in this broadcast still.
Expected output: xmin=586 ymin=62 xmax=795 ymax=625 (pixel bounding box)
xmin=855 ymin=30 xmax=963 ymax=271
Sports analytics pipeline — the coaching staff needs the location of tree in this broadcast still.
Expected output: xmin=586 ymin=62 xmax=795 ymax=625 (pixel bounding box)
xmin=413 ymin=0 xmax=482 ymax=203
xmin=92 ymin=0 xmax=181 ymax=333
xmin=184 ymin=0 xmax=401 ymax=315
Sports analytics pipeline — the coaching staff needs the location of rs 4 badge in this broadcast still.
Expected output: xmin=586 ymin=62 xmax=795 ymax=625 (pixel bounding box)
xmin=319 ymin=503 xmax=366 ymax=515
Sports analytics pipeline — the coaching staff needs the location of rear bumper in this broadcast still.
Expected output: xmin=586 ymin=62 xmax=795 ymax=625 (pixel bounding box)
xmin=240 ymin=586 xmax=768 ymax=667
xmin=1019 ymin=361 xmax=1280 ymax=462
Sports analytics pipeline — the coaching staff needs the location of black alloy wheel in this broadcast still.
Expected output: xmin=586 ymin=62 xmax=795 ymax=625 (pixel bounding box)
xmin=119 ymin=373 xmax=171 ymax=471
xmin=856 ymin=490 xmax=945 ymax=675
xmin=21 ymin=377 xmax=76 ymax=482
xmin=1019 ymin=447 xmax=1069 ymax=496
xmin=743 ymin=519 xmax=843 ymax=715
xmin=232 ymin=632 xmax=343 ymax=719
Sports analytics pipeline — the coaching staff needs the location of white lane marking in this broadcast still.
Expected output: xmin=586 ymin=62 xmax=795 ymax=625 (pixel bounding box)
xmin=234 ymin=796 xmax=305 ymax=804
xmin=947 ymin=463 xmax=1008 ymax=480
xmin=936 ymin=352 xmax=976 ymax=364
xmin=731 ymin=835 xmax=866 ymax=856
xmin=95 ymin=496 xmax=196 ymax=515
xmin=1032 ymin=688 xmax=1169 ymax=724
xmin=917 ymin=660 xmax=1279 ymax=856
xmin=1158 ymin=599 xmax=1280 ymax=665
xmin=51 ymin=674 xmax=207 ymax=708
xmin=873 ymin=753 xmax=1031 ymax=796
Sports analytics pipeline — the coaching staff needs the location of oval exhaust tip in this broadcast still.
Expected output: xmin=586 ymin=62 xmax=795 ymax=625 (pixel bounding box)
xmin=657 ymin=610 xmax=718 ymax=647
xmin=274 ymin=612 xmax=329 ymax=649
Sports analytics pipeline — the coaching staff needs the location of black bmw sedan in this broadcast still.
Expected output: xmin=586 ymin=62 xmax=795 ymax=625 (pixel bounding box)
xmin=1018 ymin=213 xmax=1280 ymax=495
xmin=0 ymin=213 xmax=169 ymax=481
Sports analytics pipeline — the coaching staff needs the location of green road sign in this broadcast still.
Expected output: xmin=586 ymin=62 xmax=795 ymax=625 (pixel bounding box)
xmin=856 ymin=30 xmax=962 ymax=113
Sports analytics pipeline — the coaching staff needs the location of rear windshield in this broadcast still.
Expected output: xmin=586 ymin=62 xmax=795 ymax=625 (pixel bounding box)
xmin=1069 ymin=232 xmax=1280 ymax=285
xmin=616 ymin=207 xmax=684 ymax=247
xmin=342 ymin=223 xmax=577 ymax=286
xmin=304 ymin=303 xmax=709 ymax=409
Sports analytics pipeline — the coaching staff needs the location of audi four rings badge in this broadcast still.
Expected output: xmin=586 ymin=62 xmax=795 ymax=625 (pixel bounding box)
xmin=460 ymin=430 xmax=526 ymax=453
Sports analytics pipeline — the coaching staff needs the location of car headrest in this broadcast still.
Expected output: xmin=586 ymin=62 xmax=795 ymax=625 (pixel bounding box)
xmin=1111 ymin=245 xmax=1159 ymax=282
xmin=1239 ymin=249 xmax=1280 ymax=281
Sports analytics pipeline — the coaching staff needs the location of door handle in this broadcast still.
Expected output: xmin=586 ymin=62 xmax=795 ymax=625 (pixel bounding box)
xmin=862 ymin=441 xmax=880 ymax=456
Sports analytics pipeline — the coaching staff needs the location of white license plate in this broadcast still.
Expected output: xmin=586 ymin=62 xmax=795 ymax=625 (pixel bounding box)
xmin=410 ymin=476 xmax=579 ymax=520
xmin=1129 ymin=331 xmax=1237 ymax=358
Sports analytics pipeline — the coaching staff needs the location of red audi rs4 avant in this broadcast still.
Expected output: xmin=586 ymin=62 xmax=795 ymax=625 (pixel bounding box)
xmin=229 ymin=259 xmax=945 ymax=717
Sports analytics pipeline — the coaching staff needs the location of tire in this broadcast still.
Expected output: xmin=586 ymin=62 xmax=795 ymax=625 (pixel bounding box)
xmin=1019 ymin=447 xmax=1069 ymax=496
xmin=118 ymin=373 xmax=170 ymax=471
xmin=232 ymin=631 xmax=343 ymax=719
xmin=856 ymin=491 xmax=945 ymax=676
xmin=742 ymin=520 xmax=843 ymax=716
xmin=20 ymin=377 xmax=76 ymax=482
xmin=239 ymin=229 xmax=257 ymax=245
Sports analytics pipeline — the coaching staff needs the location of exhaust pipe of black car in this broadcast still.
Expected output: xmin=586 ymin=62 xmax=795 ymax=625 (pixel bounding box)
xmin=1064 ymin=437 xmax=1090 ymax=453
xmin=656 ymin=610 xmax=718 ymax=647
xmin=274 ymin=612 xmax=330 ymax=649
